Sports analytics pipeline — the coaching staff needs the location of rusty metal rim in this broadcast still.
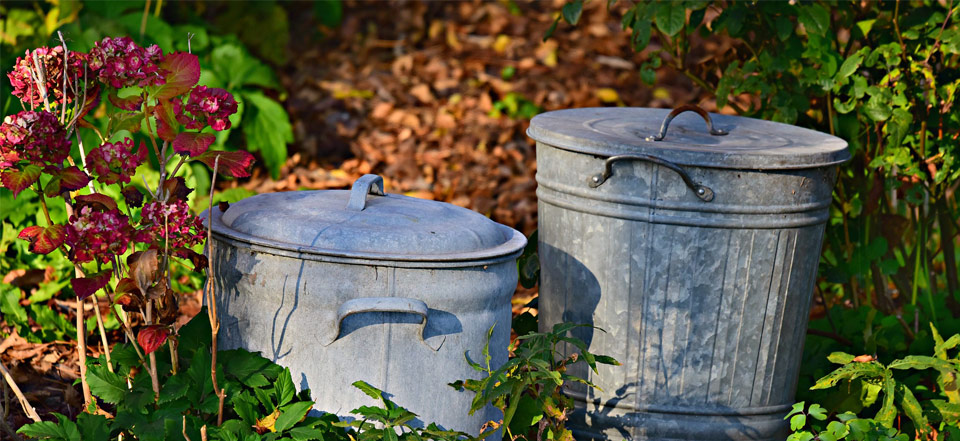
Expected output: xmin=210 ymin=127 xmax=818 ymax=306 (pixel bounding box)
xmin=206 ymin=208 xmax=526 ymax=267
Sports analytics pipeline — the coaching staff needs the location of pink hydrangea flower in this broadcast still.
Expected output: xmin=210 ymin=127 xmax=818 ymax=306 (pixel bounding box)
xmin=85 ymin=138 xmax=147 ymax=185
xmin=66 ymin=206 xmax=133 ymax=264
xmin=7 ymin=46 xmax=87 ymax=108
xmin=87 ymin=37 xmax=165 ymax=89
xmin=135 ymin=200 xmax=205 ymax=249
xmin=177 ymin=86 xmax=238 ymax=131
xmin=0 ymin=111 xmax=71 ymax=169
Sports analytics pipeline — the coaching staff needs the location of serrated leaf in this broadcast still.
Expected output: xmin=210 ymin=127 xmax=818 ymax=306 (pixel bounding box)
xmin=19 ymin=224 xmax=66 ymax=254
xmin=153 ymin=99 xmax=181 ymax=142
xmin=352 ymin=380 xmax=384 ymax=401
xmin=1 ymin=164 xmax=41 ymax=198
xmin=74 ymin=192 xmax=118 ymax=212
xmin=152 ymin=53 xmax=201 ymax=100
xmin=276 ymin=368 xmax=296 ymax=406
xmin=137 ymin=325 xmax=170 ymax=354
xmin=109 ymin=91 xmax=144 ymax=111
xmin=194 ymin=150 xmax=256 ymax=178
xmin=275 ymin=401 xmax=314 ymax=432
xmin=87 ymin=365 xmax=128 ymax=404
xmin=655 ymin=1 xmax=685 ymax=36
xmin=45 ymin=166 xmax=90 ymax=197
xmin=173 ymin=132 xmax=216 ymax=157
xmin=221 ymin=349 xmax=275 ymax=388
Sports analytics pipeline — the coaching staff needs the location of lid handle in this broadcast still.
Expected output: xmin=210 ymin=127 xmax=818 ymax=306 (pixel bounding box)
xmin=646 ymin=104 xmax=728 ymax=141
xmin=347 ymin=174 xmax=386 ymax=211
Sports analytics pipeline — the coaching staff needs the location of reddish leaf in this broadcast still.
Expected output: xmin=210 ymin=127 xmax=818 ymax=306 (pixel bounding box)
xmin=108 ymin=91 xmax=144 ymax=111
xmin=1 ymin=165 xmax=41 ymax=198
xmin=75 ymin=193 xmax=118 ymax=212
xmin=194 ymin=150 xmax=256 ymax=178
xmin=161 ymin=176 xmax=193 ymax=202
xmin=137 ymin=325 xmax=170 ymax=355
xmin=78 ymin=84 xmax=101 ymax=120
xmin=121 ymin=185 xmax=144 ymax=207
xmin=18 ymin=224 xmax=66 ymax=254
xmin=172 ymin=132 xmax=215 ymax=157
xmin=173 ymin=247 xmax=208 ymax=271
xmin=153 ymin=100 xmax=180 ymax=142
xmin=71 ymin=270 xmax=112 ymax=300
xmin=115 ymin=277 xmax=140 ymax=296
xmin=45 ymin=166 xmax=90 ymax=197
xmin=114 ymin=293 xmax=142 ymax=312
xmin=152 ymin=53 xmax=201 ymax=100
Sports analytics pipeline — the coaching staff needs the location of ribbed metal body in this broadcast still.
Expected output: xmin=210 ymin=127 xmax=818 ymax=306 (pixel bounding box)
xmin=207 ymin=175 xmax=526 ymax=438
xmin=529 ymin=108 xmax=848 ymax=441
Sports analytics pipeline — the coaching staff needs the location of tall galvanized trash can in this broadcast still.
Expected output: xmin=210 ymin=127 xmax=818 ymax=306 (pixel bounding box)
xmin=528 ymin=106 xmax=849 ymax=441
xmin=207 ymin=174 xmax=526 ymax=438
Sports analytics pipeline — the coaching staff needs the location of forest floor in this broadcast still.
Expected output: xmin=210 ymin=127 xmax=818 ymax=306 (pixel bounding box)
xmin=1 ymin=0 xmax=745 ymax=433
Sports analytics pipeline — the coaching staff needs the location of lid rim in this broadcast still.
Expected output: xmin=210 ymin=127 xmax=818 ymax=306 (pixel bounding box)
xmin=206 ymin=208 xmax=527 ymax=263
xmin=527 ymin=108 xmax=851 ymax=170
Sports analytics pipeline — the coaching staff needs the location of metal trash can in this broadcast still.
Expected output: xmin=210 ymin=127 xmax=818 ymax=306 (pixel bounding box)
xmin=528 ymin=106 xmax=849 ymax=441
xmin=207 ymin=174 xmax=526 ymax=437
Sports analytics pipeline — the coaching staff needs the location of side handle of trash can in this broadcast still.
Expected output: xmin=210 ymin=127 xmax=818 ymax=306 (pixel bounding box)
xmin=587 ymin=154 xmax=715 ymax=202
xmin=322 ymin=297 xmax=443 ymax=351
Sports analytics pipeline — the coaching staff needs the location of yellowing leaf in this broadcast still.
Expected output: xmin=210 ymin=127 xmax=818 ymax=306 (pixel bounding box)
xmin=493 ymin=35 xmax=511 ymax=53
xmin=653 ymin=88 xmax=672 ymax=100
xmin=254 ymin=408 xmax=281 ymax=434
xmin=596 ymin=88 xmax=620 ymax=103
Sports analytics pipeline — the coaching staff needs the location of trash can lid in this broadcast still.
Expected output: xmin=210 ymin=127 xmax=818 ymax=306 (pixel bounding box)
xmin=527 ymin=107 xmax=850 ymax=169
xmin=211 ymin=174 xmax=526 ymax=262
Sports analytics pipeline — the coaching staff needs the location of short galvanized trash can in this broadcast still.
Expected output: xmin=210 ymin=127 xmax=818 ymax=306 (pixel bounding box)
xmin=207 ymin=174 xmax=526 ymax=437
xmin=528 ymin=106 xmax=849 ymax=441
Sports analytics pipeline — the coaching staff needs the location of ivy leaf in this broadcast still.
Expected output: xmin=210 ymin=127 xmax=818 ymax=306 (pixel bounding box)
xmin=151 ymin=52 xmax=201 ymax=100
xmin=242 ymin=91 xmax=291 ymax=179
xmin=137 ymin=325 xmax=170 ymax=355
xmin=18 ymin=224 xmax=66 ymax=255
xmin=194 ymin=150 xmax=256 ymax=178
xmin=44 ymin=166 xmax=90 ymax=197
xmin=655 ymin=1 xmax=686 ymax=37
xmin=1 ymin=164 xmax=41 ymax=198
xmin=561 ymin=0 xmax=583 ymax=25
xmin=71 ymin=270 xmax=112 ymax=300
xmin=173 ymin=132 xmax=216 ymax=157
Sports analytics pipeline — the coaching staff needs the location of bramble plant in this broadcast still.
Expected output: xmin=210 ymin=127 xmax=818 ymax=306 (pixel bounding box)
xmin=0 ymin=32 xmax=253 ymax=418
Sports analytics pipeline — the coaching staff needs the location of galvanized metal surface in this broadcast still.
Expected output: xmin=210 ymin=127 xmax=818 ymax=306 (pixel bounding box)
xmin=529 ymin=108 xmax=848 ymax=441
xmin=527 ymin=107 xmax=850 ymax=170
xmin=216 ymin=174 xmax=525 ymax=262
xmin=207 ymin=175 xmax=526 ymax=438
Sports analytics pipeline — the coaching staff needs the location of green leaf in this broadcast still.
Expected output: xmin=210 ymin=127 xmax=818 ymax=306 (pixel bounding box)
xmin=86 ymin=364 xmax=129 ymax=404
xmin=810 ymin=362 xmax=885 ymax=389
xmin=898 ymin=384 xmax=929 ymax=436
xmin=836 ymin=50 xmax=865 ymax=81
xmin=211 ymin=44 xmax=279 ymax=90
xmin=861 ymin=380 xmax=882 ymax=407
xmin=798 ymin=4 xmax=829 ymax=36
xmin=275 ymin=401 xmax=314 ymax=432
xmin=77 ymin=412 xmax=112 ymax=440
xmin=544 ymin=16 xmax=561 ymax=42
xmin=808 ymin=403 xmax=827 ymax=421
xmin=1 ymin=285 xmax=28 ymax=326
xmin=856 ymin=19 xmax=876 ymax=37
xmin=562 ymin=0 xmax=583 ymax=25
xmin=314 ymin=0 xmax=343 ymax=28
xmin=221 ymin=349 xmax=275 ymax=388
xmin=17 ymin=414 xmax=80 ymax=441
xmin=242 ymin=91 xmax=292 ymax=180
xmin=875 ymin=375 xmax=897 ymax=427
xmin=827 ymin=352 xmax=856 ymax=364
xmin=883 ymin=108 xmax=913 ymax=148
xmin=790 ymin=413 xmax=807 ymax=431
xmin=888 ymin=355 xmax=957 ymax=373
xmin=353 ymin=380 xmax=384 ymax=402
xmin=925 ymin=400 xmax=960 ymax=423
xmin=276 ymin=367 xmax=296 ymax=406
xmin=655 ymin=1 xmax=686 ymax=37
xmin=864 ymin=94 xmax=893 ymax=122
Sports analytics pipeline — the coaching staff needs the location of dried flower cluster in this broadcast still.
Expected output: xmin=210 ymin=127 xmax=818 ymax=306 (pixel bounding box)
xmin=0 ymin=110 xmax=71 ymax=169
xmin=7 ymin=46 xmax=86 ymax=107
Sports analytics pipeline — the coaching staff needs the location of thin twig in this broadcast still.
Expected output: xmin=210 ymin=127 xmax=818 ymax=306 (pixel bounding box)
xmin=206 ymin=155 xmax=226 ymax=426
xmin=140 ymin=0 xmax=152 ymax=39
xmin=91 ymin=296 xmax=114 ymax=373
xmin=57 ymin=32 xmax=69 ymax=124
xmin=0 ymin=360 xmax=41 ymax=422
xmin=182 ymin=416 xmax=192 ymax=441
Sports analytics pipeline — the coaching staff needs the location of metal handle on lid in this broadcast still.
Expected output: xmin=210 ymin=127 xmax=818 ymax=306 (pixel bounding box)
xmin=321 ymin=297 xmax=443 ymax=351
xmin=588 ymin=154 xmax=715 ymax=202
xmin=645 ymin=104 xmax=728 ymax=141
xmin=347 ymin=174 xmax=385 ymax=211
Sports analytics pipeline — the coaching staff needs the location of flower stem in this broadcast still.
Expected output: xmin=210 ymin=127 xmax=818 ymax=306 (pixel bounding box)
xmin=74 ymin=294 xmax=93 ymax=410
xmin=145 ymin=300 xmax=161 ymax=401
xmin=91 ymin=295 xmax=114 ymax=373
xmin=206 ymin=155 xmax=226 ymax=426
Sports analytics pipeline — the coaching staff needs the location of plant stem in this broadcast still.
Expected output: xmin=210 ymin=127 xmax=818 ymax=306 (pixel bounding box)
xmin=74 ymin=294 xmax=93 ymax=410
xmin=206 ymin=155 xmax=226 ymax=426
xmin=91 ymin=295 xmax=114 ymax=373
xmin=145 ymin=300 xmax=160 ymax=400
xmin=0 ymin=360 xmax=41 ymax=422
